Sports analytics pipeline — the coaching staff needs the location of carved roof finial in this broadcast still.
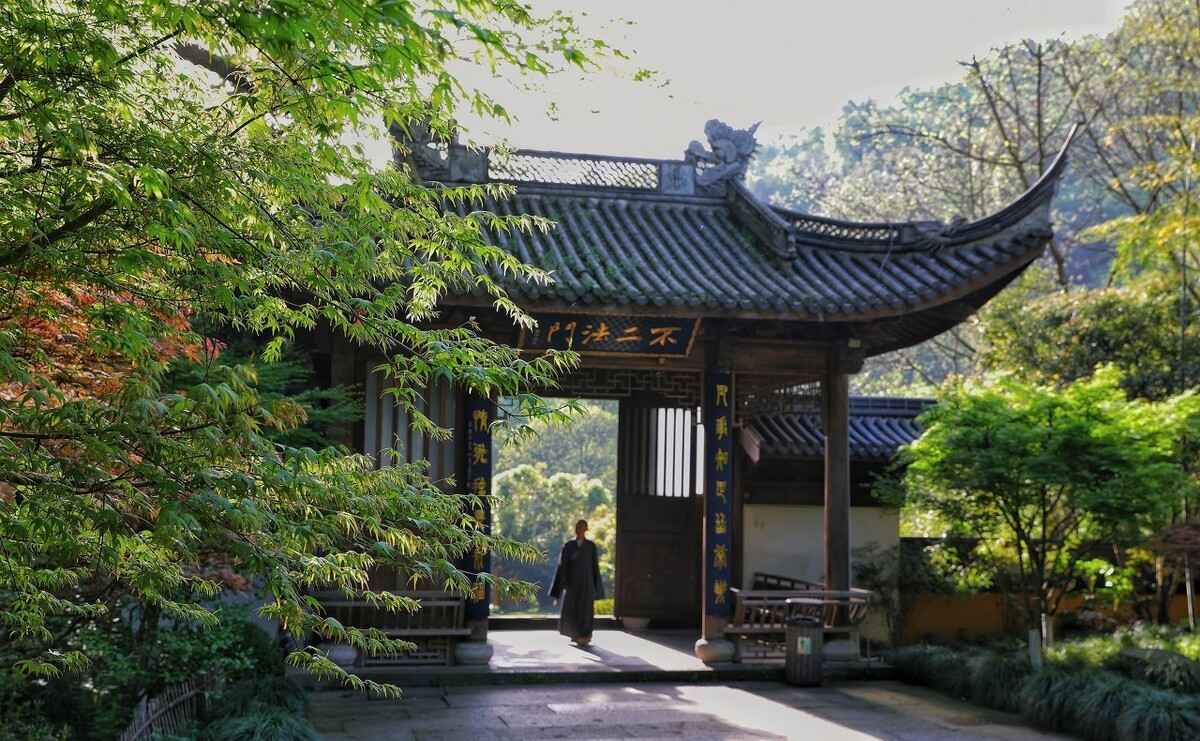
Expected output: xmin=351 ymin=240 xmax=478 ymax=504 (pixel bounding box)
xmin=685 ymin=119 xmax=760 ymax=187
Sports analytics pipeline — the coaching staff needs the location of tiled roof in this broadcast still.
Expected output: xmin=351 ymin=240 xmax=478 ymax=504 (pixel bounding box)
xmin=750 ymin=397 xmax=930 ymax=461
xmin=426 ymin=127 xmax=1074 ymax=324
xmin=476 ymin=185 xmax=1052 ymax=320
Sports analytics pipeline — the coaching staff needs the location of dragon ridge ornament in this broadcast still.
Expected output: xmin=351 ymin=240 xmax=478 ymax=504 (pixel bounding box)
xmin=685 ymin=119 xmax=761 ymax=187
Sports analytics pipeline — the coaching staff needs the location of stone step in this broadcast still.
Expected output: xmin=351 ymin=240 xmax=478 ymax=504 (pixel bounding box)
xmin=488 ymin=615 xmax=623 ymax=631
xmin=342 ymin=664 xmax=787 ymax=687
xmin=304 ymin=663 xmax=894 ymax=689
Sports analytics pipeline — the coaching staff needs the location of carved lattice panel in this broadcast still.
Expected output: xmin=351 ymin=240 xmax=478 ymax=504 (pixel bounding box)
xmin=785 ymin=216 xmax=901 ymax=243
xmin=545 ymin=367 xmax=702 ymax=408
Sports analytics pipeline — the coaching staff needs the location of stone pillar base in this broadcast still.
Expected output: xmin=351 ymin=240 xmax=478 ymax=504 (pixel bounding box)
xmin=454 ymin=640 xmax=493 ymax=665
xmin=694 ymin=637 xmax=736 ymax=664
xmin=622 ymin=617 xmax=651 ymax=631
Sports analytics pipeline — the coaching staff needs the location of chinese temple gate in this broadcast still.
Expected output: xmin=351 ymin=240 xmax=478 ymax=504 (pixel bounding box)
xmin=334 ymin=119 xmax=1072 ymax=664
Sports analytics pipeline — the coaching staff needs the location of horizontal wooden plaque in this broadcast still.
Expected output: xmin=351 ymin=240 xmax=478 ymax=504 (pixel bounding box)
xmin=521 ymin=314 xmax=700 ymax=357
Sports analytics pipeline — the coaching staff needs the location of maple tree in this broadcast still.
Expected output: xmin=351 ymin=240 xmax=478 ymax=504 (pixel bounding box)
xmin=0 ymin=0 xmax=606 ymax=690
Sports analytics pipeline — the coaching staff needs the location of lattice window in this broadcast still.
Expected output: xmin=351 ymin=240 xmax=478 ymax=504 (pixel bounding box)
xmin=624 ymin=405 xmax=704 ymax=498
xmin=490 ymin=150 xmax=660 ymax=190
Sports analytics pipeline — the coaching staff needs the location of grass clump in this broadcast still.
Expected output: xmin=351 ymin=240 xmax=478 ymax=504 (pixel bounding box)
xmin=968 ymin=651 xmax=1030 ymax=714
xmin=201 ymin=674 xmax=318 ymax=741
xmin=211 ymin=676 xmax=309 ymax=718
xmin=1116 ymin=688 xmax=1200 ymax=741
xmin=888 ymin=636 xmax=1200 ymax=741
xmin=204 ymin=708 xmax=319 ymax=741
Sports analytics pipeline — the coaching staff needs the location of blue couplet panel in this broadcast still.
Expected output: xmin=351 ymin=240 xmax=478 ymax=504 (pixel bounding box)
xmin=464 ymin=392 xmax=492 ymax=621
xmin=704 ymin=371 xmax=733 ymax=618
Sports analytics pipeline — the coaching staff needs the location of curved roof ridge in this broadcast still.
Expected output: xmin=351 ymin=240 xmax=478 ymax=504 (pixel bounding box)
xmin=766 ymin=124 xmax=1078 ymax=254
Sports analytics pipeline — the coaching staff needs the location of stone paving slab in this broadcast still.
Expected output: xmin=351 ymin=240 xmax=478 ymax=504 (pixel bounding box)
xmin=488 ymin=629 xmax=704 ymax=671
xmin=310 ymin=680 xmax=1071 ymax=740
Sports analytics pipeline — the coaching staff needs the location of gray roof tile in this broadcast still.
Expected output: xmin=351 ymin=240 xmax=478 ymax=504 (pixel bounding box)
xmin=751 ymin=397 xmax=931 ymax=461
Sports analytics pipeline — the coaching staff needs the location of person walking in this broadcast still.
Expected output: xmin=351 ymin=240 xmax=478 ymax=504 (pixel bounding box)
xmin=550 ymin=519 xmax=604 ymax=647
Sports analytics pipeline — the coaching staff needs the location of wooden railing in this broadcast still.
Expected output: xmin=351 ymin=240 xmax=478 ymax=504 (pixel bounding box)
xmin=320 ymin=590 xmax=471 ymax=666
xmin=119 ymin=677 xmax=208 ymax=741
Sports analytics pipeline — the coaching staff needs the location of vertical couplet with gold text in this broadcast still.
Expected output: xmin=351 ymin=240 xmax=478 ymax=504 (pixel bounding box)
xmin=704 ymin=371 xmax=733 ymax=622
xmin=464 ymin=392 xmax=492 ymax=623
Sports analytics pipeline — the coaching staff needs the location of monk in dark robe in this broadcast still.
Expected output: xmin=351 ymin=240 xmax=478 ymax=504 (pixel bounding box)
xmin=550 ymin=519 xmax=604 ymax=646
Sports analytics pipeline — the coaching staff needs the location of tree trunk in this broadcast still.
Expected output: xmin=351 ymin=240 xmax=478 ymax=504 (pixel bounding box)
xmin=1156 ymin=560 xmax=1179 ymax=624
xmin=136 ymin=602 xmax=162 ymax=692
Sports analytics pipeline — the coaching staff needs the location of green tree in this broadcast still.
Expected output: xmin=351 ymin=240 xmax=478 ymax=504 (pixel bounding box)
xmin=496 ymin=398 xmax=618 ymax=492
xmin=0 ymin=0 xmax=614 ymax=691
xmin=890 ymin=367 xmax=1187 ymax=637
xmin=981 ymin=278 xmax=1200 ymax=401
xmin=491 ymin=463 xmax=613 ymax=610
xmin=746 ymin=127 xmax=839 ymax=214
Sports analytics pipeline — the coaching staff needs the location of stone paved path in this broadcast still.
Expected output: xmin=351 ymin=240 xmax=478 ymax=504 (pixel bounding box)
xmin=485 ymin=629 xmax=705 ymax=672
xmin=308 ymin=681 xmax=1071 ymax=740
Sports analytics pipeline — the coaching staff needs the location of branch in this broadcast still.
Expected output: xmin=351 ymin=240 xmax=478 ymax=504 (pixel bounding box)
xmin=0 ymin=195 xmax=114 ymax=267
xmin=862 ymin=126 xmax=1015 ymax=169
xmin=963 ymin=56 xmax=1032 ymax=188
xmin=0 ymin=30 xmax=181 ymax=122
xmin=0 ymin=73 xmax=16 ymax=106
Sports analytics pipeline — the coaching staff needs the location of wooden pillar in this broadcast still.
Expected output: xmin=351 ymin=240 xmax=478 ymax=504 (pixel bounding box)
xmin=458 ymin=391 xmax=493 ymax=664
xmin=696 ymin=369 xmax=736 ymax=663
xmin=823 ymin=352 xmax=851 ymax=594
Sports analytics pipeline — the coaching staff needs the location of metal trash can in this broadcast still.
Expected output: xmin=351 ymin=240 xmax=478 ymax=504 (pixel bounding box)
xmin=784 ymin=614 xmax=823 ymax=686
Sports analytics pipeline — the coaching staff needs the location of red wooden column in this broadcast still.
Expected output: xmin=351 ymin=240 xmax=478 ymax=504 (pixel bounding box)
xmin=823 ymin=350 xmax=851 ymax=594
xmin=695 ymin=368 xmax=736 ymax=664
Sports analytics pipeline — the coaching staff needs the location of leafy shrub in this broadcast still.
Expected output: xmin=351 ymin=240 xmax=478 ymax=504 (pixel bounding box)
xmin=0 ymin=668 xmax=71 ymax=741
xmin=72 ymin=605 xmax=285 ymax=737
xmin=594 ymin=598 xmax=613 ymax=615
xmin=0 ymin=605 xmax=286 ymax=739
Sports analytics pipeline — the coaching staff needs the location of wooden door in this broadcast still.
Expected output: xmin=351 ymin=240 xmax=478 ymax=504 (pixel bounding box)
xmin=615 ymin=398 xmax=702 ymax=625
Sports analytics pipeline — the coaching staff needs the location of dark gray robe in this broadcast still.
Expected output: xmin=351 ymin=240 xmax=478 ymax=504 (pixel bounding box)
xmin=549 ymin=539 xmax=603 ymax=640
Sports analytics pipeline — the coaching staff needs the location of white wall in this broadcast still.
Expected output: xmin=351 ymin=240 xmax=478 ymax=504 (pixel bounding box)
xmin=742 ymin=504 xmax=899 ymax=586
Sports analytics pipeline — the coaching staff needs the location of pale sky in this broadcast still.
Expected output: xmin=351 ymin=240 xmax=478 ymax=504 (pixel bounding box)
xmin=456 ymin=0 xmax=1129 ymax=158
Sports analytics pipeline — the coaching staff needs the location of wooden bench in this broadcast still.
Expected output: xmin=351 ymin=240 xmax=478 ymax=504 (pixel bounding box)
xmin=320 ymin=590 xmax=472 ymax=666
xmin=726 ymin=587 xmax=872 ymax=661
xmin=726 ymin=589 xmax=803 ymax=659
